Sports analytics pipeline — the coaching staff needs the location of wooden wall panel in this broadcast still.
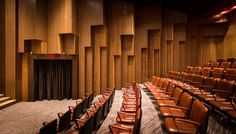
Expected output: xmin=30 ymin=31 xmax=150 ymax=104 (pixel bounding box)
xmin=107 ymin=1 xmax=134 ymax=88
xmin=77 ymin=0 xmax=104 ymax=98
xmin=161 ymin=10 xmax=187 ymax=75
xmin=114 ymin=56 xmax=121 ymax=90
xmin=92 ymin=26 xmax=107 ymax=95
xmin=128 ymin=56 xmax=135 ymax=84
xmin=18 ymin=0 xmax=47 ymax=53
xmin=22 ymin=53 xmax=29 ymax=101
xmin=0 ymin=0 xmax=5 ymax=94
xmin=85 ymin=47 xmax=93 ymax=96
xmin=5 ymin=0 xmax=16 ymax=99
xmin=135 ymin=5 xmax=161 ymax=82
xmin=223 ymin=13 xmax=236 ymax=58
xmin=100 ymin=47 xmax=107 ymax=94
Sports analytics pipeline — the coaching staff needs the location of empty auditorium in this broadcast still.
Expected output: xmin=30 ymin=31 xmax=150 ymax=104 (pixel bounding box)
xmin=0 ymin=0 xmax=236 ymax=133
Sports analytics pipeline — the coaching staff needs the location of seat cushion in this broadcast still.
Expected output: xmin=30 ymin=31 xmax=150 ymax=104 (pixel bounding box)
xmin=156 ymin=100 xmax=177 ymax=107
xmin=164 ymin=118 xmax=197 ymax=133
xmin=110 ymin=123 xmax=134 ymax=134
xmin=160 ymin=107 xmax=186 ymax=118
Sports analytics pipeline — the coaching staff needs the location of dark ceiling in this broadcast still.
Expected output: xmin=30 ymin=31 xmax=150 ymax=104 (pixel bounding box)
xmin=115 ymin=0 xmax=236 ymax=16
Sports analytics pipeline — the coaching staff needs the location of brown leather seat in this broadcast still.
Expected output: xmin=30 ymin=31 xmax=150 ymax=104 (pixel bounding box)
xmin=151 ymin=80 xmax=169 ymax=96
xmin=179 ymin=72 xmax=188 ymax=83
xmin=156 ymin=87 xmax=183 ymax=106
xmin=110 ymin=108 xmax=142 ymax=134
xmin=199 ymin=80 xmax=234 ymax=102
xmin=232 ymin=62 xmax=236 ymax=68
xmin=164 ymin=100 xmax=208 ymax=134
xmin=210 ymin=61 xmax=219 ymax=69
xmin=202 ymin=62 xmax=210 ymax=67
xmin=225 ymin=68 xmax=236 ymax=81
xmin=193 ymin=66 xmax=202 ymax=75
xmin=196 ymin=77 xmax=217 ymax=98
xmin=185 ymin=74 xmax=194 ymax=84
xmin=185 ymin=66 xmax=194 ymax=74
xmin=202 ymin=67 xmax=211 ymax=77
xmin=212 ymin=67 xmax=224 ymax=79
xmin=160 ymin=92 xmax=193 ymax=118
xmin=189 ymin=75 xmax=204 ymax=88
xmin=220 ymin=61 xmax=231 ymax=70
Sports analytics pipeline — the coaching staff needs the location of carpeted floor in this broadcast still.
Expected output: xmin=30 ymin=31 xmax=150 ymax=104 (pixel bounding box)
xmin=0 ymin=86 xmax=234 ymax=134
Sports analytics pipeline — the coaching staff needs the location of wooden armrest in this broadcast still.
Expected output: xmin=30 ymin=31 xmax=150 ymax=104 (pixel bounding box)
xmin=161 ymin=105 xmax=188 ymax=110
xmin=175 ymin=118 xmax=201 ymax=126
xmin=109 ymin=124 xmax=131 ymax=132
xmin=68 ymin=106 xmax=75 ymax=110
xmin=212 ymin=89 xmax=232 ymax=94
xmin=57 ymin=112 xmax=63 ymax=117
xmin=76 ymin=100 xmax=82 ymax=104
xmin=166 ymin=97 xmax=179 ymax=100
xmin=199 ymin=85 xmax=213 ymax=88
xmin=42 ymin=122 xmax=48 ymax=126
xmin=230 ymin=96 xmax=236 ymax=99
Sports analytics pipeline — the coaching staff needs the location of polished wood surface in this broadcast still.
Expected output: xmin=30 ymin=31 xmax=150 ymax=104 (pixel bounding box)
xmin=0 ymin=0 xmax=236 ymax=101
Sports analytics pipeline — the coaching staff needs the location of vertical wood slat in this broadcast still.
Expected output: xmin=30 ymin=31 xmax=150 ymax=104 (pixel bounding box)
xmin=5 ymin=0 xmax=16 ymax=99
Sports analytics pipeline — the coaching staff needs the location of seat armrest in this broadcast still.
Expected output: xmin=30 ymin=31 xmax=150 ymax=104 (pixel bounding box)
xmin=68 ymin=106 xmax=75 ymax=111
xmin=109 ymin=124 xmax=131 ymax=132
xmin=175 ymin=118 xmax=201 ymax=126
xmin=161 ymin=105 xmax=188 ymax=110
xmin=212 ymin=89 xmax=232 ymax=94
xmin=57 ymin=112 xmax=63 ymax=117
xmin=199 ymin=85 xmax=213 ymax=88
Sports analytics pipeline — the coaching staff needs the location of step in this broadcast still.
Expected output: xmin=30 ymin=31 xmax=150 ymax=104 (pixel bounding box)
xmin=0 ymin=97 xmax=10 ymax=103
xmin=0 ymin=94 xmax=4 ymax=97
xmin=0 ymin=99 xmax=17 ymax=110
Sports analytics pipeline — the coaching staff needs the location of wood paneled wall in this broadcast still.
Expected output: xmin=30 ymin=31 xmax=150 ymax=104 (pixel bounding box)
xmin=187 ymin=17 xmax=231 ymax=66
xmin=1 ymin=0 xmax=190 ymax=101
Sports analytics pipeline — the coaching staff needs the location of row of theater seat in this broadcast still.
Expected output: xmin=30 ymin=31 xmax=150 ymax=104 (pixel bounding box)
xmin=109 ymin=83 xmax=142 ymax=134
xmin=145 ymin=74 xmax=236 ymax=133
xmin=170 ymin=65 xmax=236 ymax=82
xmin=166 ymin=72 xmax=236 ymax=121
xmin=202 ymin=60 xmax=236 ymax=68
xmin=39 ymin=89 xmax=115 ymax=134
xmin=144 ymin=78 xmax=208 ymax=134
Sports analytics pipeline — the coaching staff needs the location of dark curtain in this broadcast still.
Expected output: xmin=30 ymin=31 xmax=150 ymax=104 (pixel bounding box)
xmin=34 ymin=60 xmax=72 ymax=101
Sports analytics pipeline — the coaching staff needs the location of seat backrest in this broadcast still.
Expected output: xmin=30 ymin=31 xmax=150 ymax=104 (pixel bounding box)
xmin=178 ymin=92 xmax=193 ymax=115
xmin=212 ymin=67 xmax=224 ymax=79
xmin=172 ymin=87 xmax=183 ymax=103
xmin=71 ymin=102 xmax=83 ymax=121
xmin=189 ymin=100 xmax=208 ymax=134
xmin=202 ymin=77 xmax=216 ymax=92
xmin=220 ymin=62 xmax=231 ymax=70
xmin=227 ymin=57 xmax=236 ymax=64
xmin=185 ymin=74 xmax=194 ymax=83
xmin=78 ymin=115 xmax=94 ymax=134
xmin=58 ymin=110 xmax=71 ymax=132
xmin=133 ymin=108 xmax=142 ymax=134
xmin=202 ymin=62 xmax=210 ymax=67
xmin=166 ymin=83 xmax=176 ymax=96
xmin=225 ymin=68 xmax=236 ymax=81
xmin=179 ymin=72 xmax=187 ymax=82
xmin=232 ymin=62 xmax=236 ymax=68
xmin=151 ymin=76 xmax=157 ymax=84
xmin=39 ymin=119 xmax=57 ymax=134
xmin=185 ymin=66 xmax=194 ymax=74
xmin=202 ymin=67 xmax=211 ymax=77
xmin=157 ymin=78 xmax=164 ymax=87
xmin=217 ymin=58 xmax=226 ymax=65
xmin=193 ymin=66 xmax=202 ymax=75
xmin=162 ymin=81 xmax=169 ymax=92
xmin=81 ymin=97 xmax=88 ymax=113
xmin=210 ymin=61 xmax=219 ymax=69
xmin=192 ymin=75 xmax=204 ymax=88
xmin=87 ymin=93 xmax=94 ymax=108
xmin=215 ymin=80 xmax=234 ymax=100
